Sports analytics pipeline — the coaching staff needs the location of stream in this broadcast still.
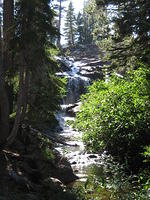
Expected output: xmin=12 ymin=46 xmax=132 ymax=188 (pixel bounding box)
xmin=55 ymin=56 xmax=103 ymax=183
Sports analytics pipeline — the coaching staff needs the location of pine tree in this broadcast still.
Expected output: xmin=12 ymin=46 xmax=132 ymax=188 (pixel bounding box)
xmin=83 ymin=1 xmax=94 ymax=44
xmin=53 ymin=0 xmax=67 ymax=47
xmin=96 ymin=0 xmax=150 ymax=68
xmin=3 ymin=0 xmax=14 ymax=71
xmin=0 ymin=0 xmax=64 ymax=146
xmin=64 ymin=1 xmax=76 ymax=46
xmin=76 ymin=12 xmax=84 ymax=44
xmin=80 ymin=0 xmax=99 ymax=44
xmin=7 ymin=0 xmax=60 ymax=145
xmin=58 ymin=0 xmax=62 ymax=47
xmin=0 ymin=0 xmax=14 ymax=146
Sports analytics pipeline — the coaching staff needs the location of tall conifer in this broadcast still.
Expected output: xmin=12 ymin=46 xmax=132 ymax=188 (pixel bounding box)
xmin=64 ymin=1 xmax=76 ymax=46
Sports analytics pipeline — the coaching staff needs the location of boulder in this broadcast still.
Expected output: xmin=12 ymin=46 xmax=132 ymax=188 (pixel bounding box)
xmin=55 ymin=164 xmax=78 ymax=184
xmin=79 ymin=70 xmax=103 ymax=81
xmin=58 ymin=57 xmax=73 ymax=71
xmin=65 ymin=102 xmax=81 ymax=117
xmin=88 ymin=154 xmax=98 ymax=159
xmin=42 ymin=177 xmax=66 ymax=191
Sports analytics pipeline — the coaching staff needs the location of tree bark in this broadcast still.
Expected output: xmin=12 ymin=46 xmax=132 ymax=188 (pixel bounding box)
xmin=71 ymin=26 xmax=74 ymax=46
xmin=0 ymin=65 xmax=10 ymax=146
xmin=7 ymin=62 xmax=24 ymax=146
xmin=57 ymin=0 xmax=62 ymax=48
xmin=0 ymin=5 xmax=9 ymax=147
xmin=3 ymin=0 xmax=14 ymax=71
xmin=21 ymin=68 xmax=30 ymax=122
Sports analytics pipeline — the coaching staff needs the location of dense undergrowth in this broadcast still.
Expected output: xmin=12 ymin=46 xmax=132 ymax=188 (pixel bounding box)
xmin=75 ymin=66 xmax=150 ymax=167
xmin=73 ymin=66 xmax=150 ymax=199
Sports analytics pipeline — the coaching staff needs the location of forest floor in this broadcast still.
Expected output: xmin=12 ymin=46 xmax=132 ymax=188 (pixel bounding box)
xmin=0 ymin=125 xmax=79 ymax=200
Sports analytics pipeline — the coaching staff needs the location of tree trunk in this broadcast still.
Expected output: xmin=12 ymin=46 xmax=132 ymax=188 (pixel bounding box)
xmin=57 ymin=0 xmax=62 ymax=48
xmin=21 ymin=68 xmax=30 ymax=122
xmin=3 ymin=0 xmax=14 ymax=71
xmin=0 ymin=65 xmax=10 ymax=146
xmin=0 ymin=5 xmax=9 ymax=147
xmin=3 ymin=0 xmax=14 ymax=117
xmin=70 ymin=23 xmax=74 ymax=46
xmin=7 ymin=62 xmax=25 ymax=146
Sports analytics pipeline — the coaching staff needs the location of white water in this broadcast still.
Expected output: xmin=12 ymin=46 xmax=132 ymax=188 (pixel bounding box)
xmin=55 ymin=58 xmax=102 ymax=181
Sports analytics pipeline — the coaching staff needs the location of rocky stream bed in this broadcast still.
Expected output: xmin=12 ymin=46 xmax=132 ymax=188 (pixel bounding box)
xmin=54 ymin=44 xmax=105 ymax=184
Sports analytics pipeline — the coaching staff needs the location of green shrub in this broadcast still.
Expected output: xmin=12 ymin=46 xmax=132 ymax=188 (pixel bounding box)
xmin=142 ymin=145 xmax=150 ymax=163
xmin=74 ymin=67 xmax=150 ymax=166
xmin=72 ymin=156 xmax=150 ymax=200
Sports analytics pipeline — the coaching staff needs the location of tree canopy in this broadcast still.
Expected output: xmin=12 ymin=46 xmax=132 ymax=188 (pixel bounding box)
xmin=0 ymin=0 xmax=64 ymax=146
xmin=95 ymin=0 xmax=150 ymax=70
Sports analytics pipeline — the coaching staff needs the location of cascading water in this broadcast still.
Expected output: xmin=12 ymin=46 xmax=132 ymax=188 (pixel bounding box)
xmin=61 ymin=60 xmax=90 ymax=104
xmin=55 ymin=57 xmax=103 ymax=182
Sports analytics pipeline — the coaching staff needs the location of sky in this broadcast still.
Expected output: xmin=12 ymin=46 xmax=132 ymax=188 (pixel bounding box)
xmin=63 ymin=0 xmax=85 ymax=14
xmin=61 ymin=0 xmax=85 ymax=44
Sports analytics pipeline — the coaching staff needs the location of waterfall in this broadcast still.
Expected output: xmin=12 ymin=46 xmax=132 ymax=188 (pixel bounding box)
xmin=57 ymin=58 xmax=90 ymax=106
xmin=54 ymin=56 xmax=102 ymax=181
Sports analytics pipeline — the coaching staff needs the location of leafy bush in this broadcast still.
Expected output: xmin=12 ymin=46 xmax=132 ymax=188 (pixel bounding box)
xmin=72 ymin=154 xmax=150 ymax=200
xmin=74 ymin=67 xmax=150 ymax=166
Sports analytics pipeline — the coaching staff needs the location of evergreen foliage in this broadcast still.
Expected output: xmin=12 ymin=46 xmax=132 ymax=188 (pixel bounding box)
xmin=12 ymin=0 xmax=64 ymax=127
xmin=76 ymin=12 xmax=84 ymax=44
xmin=64 ymin=1 xmax=76 ymax=46
xmin=95 ymin=0 xmax=150 ymax=71
xmin=0 ymin=0 xmax=65 ymax=145
xmin=75 ymin=0 xmax=109 ymax=45
xmin=64 ymin=0 xmax=100 ymax=46
xmin=82 ymin=0 xmax=96 ymax=44
xmin=76 ymin=1 xmax=97 ymax=45
xmin=53 ymin=0 xmax=67 ymax=47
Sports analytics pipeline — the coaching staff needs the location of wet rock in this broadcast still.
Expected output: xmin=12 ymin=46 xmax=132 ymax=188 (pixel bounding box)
xmin=65 ymin=103 xmax=78 ymax=116
xmin=55 ymin=56 xmax=73 ymax=71
xmin=66 ymin=102 xmax=81 ymax=116
xmin=61 ymin=58 xmax=73 ymax=71
xmin=84 ymin=60 xmax=106 ymax=67
xmin=55 ymin=164 xmax=78 ymax=184
xmin=55 ymin=125 xmax=63 ymax=132
xmin=79 ymin=69 xmax=103 ymax=81
xmin=88 ymin=154 xmax=97 ymax=159
xmin=53 ymin=44 xmax=105 ymax=186
xmin=72 ymin=103 xmax=81 ymax=114
xmin=71 ymin=161 xmax=77 ymax=165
